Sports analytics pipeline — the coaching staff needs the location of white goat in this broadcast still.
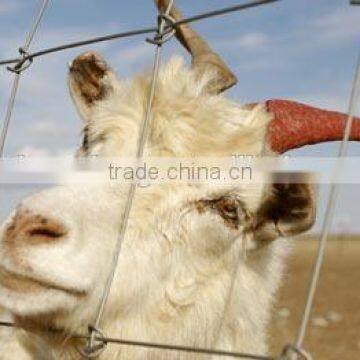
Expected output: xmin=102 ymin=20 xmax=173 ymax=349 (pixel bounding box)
xmin=0 ymin=1 xmax=359 ymax=359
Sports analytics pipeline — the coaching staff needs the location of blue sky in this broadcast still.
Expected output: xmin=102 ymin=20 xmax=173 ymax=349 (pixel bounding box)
xmin=0 ymin=0 xmax=360 ymax=232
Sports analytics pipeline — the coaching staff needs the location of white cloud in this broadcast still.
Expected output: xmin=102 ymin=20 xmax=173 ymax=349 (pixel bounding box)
xmin=15 ymin=145 xmax=52 ymax=157
xmin=118 ymin=44 xmax=153 ymax=62
xmin=25 ymin=121 xmax=63 ymax=136
xmin=237 ymin=33 xmax=269 ymax=50
xmin=235 ymin=57 xmax=282 ymax=72
xmin=15 ymin=145 xmax=74 ymax=157
xmin=220 ymin=32 xmax=270 ymax=51
xmin=312 ymin=7 xmax=360 ymax=42
xmin=33 ymin=26 xmax=117 ymax=51
xmin=111 ymin=43 xmax=155 ymax=76
xmin=0 ymin=1 xmax=21 ymax=15
xmin=216 ymin=5 xmax=359 ymax=65
xmin=291 ymin=93 xmax=349 ymax=112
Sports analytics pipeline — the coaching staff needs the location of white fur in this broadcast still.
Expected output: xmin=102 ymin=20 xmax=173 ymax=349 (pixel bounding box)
xmin=0 ymin=57 xmax=291 ymax=359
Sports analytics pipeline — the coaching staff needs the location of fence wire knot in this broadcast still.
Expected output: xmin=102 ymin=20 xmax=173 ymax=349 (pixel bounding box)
xmin=279 ymin=344 xmax=312 ymax=360
xmin=7 ymin=47 xmax=33 ymax=74
xmin=77 ymin=326 xmax=107 ymax=359
xmin=146 ymin=13 xmax=176 ymax=46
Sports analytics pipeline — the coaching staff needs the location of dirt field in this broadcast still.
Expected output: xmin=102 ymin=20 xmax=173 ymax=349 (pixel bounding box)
xmin=270 ymin=237 xmax=360 ymax=360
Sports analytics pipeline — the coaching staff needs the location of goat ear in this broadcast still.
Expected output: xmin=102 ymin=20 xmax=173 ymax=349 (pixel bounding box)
xmin=68 ymin=51 xmax=117 ymax=122
xmin=252 ymin=174 xmax=316 ymax=243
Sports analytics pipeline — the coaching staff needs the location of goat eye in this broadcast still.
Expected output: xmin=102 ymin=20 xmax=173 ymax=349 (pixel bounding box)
xmin=215 ymin=198 xmax=238 ymax=220
xmin=196 ymin=197 xmax=245 ymax=229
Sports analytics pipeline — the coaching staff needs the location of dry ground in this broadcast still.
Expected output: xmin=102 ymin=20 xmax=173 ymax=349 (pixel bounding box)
xmin=270 ymin=237 xmax=360 ymax=360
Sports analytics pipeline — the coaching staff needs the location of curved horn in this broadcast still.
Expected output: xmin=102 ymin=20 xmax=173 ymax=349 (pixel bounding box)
xmin=263 ymin=100 xmax=360 ymax=153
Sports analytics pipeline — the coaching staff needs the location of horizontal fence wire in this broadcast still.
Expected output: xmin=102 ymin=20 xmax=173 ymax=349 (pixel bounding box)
xmin=0 ymin=320 xmax=275 ymax=360
xmin=87 ymin=337 xmax=276 ymax=360
xmin=0 ymin=0 xmax=280 ymax=67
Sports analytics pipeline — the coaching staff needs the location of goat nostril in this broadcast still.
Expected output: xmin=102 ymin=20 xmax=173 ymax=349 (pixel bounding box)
xmin=25 ymin=218 xmax=68 ymax=242
xmin=27 ymin=227 xmax=66 ymax=239
xmin=4 ymin=212 xmax=68 ymax=245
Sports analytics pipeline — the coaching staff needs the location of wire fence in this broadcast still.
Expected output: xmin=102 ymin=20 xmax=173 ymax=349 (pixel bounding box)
xmin=0 ymin=0 xmax=359 ymax=359
xmin=0 ymin=0 xmax=280 ymax=68
xmin=0 ymin=0 xmax=51 ymax=157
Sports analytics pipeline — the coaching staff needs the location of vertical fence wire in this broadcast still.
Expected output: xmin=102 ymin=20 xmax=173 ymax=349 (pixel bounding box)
xmin=22 ymin=0 xmax=51 ymax=52
xmin=0 ymin=74 xmax=21 ymax=157
xmin=295 ymin=52 xmax=360 ymax=350
xmin=84 ymin=1 xmax=175 ymax=355
xmin=0 ymin=0 xmax=51 ymax=158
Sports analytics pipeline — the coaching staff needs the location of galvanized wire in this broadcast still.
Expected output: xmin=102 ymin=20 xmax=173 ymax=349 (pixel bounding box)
xmin=88 ymin=336 xmax=275 ymax=360
xmin=0 ymin=0 xmax=51 ymax=158
xmin=22 ymin=0 xmax=51 ymax=52
xmin=0 ymin=27 xmax=157 ymax=66
xmin=0 ymin=320 xmax=275 ymax=359
xmin=81 ymin=1 xmax=176 ymax=357
xmin=0 ymin=0 xmax=280 ymax=67
xmin=0 ymin=74 xmax=21 ymax=157
xmin=294 ymin=52 xmax=360 ymax=350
